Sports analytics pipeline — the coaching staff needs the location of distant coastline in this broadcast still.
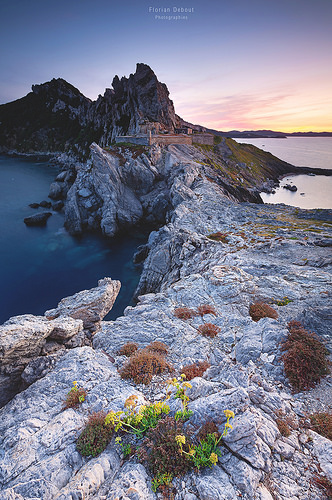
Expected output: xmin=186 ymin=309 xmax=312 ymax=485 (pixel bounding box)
xmin=207 ymin=129 xmax=332 ymax=139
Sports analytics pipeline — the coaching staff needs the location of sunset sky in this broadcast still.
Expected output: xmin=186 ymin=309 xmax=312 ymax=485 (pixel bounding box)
xmin=1 ymin=0 xmax=331 ymax=132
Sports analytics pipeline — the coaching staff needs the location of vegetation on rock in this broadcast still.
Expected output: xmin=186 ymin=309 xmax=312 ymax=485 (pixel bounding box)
xmin=174 ymin=307 xmax=197 ymax=320
xmin=76 ymin=411 xmax=113 ymax=457
xmin=117 ymin=342 xmax=138 ymax=357
xmin=181 ymin=361 xmax=210 ymax=380
xmin=62 ymin=381 xmax=87 ymax=410
xmin=198 ymin=323 xmax=221 ymax=338
xmin=249 ymin=302 xmax=278 ymax=322
xmin=197 ymin=304 xmax=217 ymax=317
xmin=309 ymin=412 xmax=332 ymax=440
xmin=119 ymin=343 xmax=173 ymax=385
xmin=281 ymin=321 xmax=329 ymax=392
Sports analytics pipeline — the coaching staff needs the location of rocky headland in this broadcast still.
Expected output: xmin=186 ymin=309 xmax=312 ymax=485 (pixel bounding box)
xmin=0 ymin=142 xmax=331 ymax=500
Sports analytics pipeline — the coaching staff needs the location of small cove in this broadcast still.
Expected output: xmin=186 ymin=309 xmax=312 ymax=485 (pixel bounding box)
xmin=0 ymin=155 xmax=147 ymax=324
xmin=235 ymin=137 xmax=332 ymax=209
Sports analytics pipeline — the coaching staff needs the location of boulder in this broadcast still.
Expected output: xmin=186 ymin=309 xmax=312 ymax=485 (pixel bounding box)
xmin=45 ymin=277 xmax=121 ymax=331
xmin=24 ymin=212 xmax=52 ymax=226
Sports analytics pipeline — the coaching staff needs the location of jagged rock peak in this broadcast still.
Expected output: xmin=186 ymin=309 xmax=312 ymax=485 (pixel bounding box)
xmin=0 ymin=63 xmax=178 ymax=154
xmin=32 ymin=78 xmax=90 ymax=101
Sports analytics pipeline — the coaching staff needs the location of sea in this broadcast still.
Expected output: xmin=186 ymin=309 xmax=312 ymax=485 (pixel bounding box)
xmin=1 ymin=138 xmax=331 ymax=324
xmin=234 ymin=137 xmax=332 ymax=209
xmin=0 ymin=155 xmax=147 ymax=324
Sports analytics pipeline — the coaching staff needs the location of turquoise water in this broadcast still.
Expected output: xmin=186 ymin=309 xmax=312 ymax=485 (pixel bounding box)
xmin=235 ymin=137 xmax=332 ymax=209
xmin=0 ymin=155 xmax=147 ymax=324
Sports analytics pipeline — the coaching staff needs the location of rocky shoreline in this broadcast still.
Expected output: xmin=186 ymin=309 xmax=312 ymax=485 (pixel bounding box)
xmin=0 ymin=144 xmax=331 ymax=499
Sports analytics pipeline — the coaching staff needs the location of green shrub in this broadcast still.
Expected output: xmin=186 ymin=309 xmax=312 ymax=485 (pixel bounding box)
xmin=281 ymin=321 xmax=329 ymax=391
xmin=63 ymin=381 xmax=87 ymax=410
xmin=139 ymin=415 xmax=193 ymax=479
xmin=76 ymin=411 xmax=113 ymax=457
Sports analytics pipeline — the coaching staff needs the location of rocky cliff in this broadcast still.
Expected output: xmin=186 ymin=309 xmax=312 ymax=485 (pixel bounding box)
xmin=0 ymin=64 xmax=178 ymax=156
xmin=0 ymin=144 xmax=331 ymax=500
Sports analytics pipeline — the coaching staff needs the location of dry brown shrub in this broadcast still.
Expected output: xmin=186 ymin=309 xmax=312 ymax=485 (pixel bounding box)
xmin=119 ymin=349 xmax=173 ymax=385
xmin=249 ymin=302 xmax=278 ymax=322
xmin=181 ymin=361 xmax=210 ymax=381
xmin=117 ymin=342 xmax=138 ymax=357
xmin=281 ymin=321 xmax=329 ymax=391
xmin=146 ymin=341 xmax=169 ymax=356
xmin=174 ymin=307 xmax=197 ymax=320
xmin=197 ymin=420 xmax=221 ymax=442
xmin=197 ymin=304 xmax=217 ymax=317
xmin=198 ymin=323 xmax=220 ymax=338
xmin=309 ymin=412 xmax=332 ymax=440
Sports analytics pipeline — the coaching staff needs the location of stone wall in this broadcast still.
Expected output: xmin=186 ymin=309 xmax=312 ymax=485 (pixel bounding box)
xmin=150 ymin=134 xmax=192 ymax=146
xmin=192 ymin=133 xmax=214 ymax=145
xmin=115 ymin=133 xmax=213 ymax=147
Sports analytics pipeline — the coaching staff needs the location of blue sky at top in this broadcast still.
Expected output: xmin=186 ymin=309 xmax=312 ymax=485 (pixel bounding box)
xmin=1 ymin=0 xmax=331 ymax=131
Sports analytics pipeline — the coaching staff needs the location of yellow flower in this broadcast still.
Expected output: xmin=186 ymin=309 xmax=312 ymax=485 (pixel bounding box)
xmin=138 ymin=405 xmax=147 ymax=414
xmin=175 ymin=434 xmax=186 ymax=445
xmin=225 ymin=422 xmax=233 ymax=430
xmin=73 ymin=381 xmax=78 ymax=386
xmin=180 ymin=373 xmax=186 ymax=380
xmin=224 ymin=410 xmax=235 ymax=419
xmin=115 ymin=437 xmax=122 ymax=444
xmin=182 ymin=382 xmax=192 ymax=389
xmin=188 ymin=447 xmax=196 ymax=457
xmin=210 ymin=452 xmax=218 ymax=465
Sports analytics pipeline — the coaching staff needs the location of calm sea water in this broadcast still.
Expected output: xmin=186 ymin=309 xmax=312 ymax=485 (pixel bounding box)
xmin=235 ymin=137 xmax=332 ymax=209
xmin=0 ymin=155 xmax=147 ymax=324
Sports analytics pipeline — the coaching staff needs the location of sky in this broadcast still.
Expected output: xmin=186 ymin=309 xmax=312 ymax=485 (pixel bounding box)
xmin=0 ymin=0 xmax=331 ymax=132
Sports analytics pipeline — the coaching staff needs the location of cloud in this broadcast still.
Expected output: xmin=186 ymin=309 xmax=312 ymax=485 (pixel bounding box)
xmin=175 ymin=90 xmax=332 ymax=131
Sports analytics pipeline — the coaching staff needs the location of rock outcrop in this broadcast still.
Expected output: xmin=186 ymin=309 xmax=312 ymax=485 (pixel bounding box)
xmin=0 ymin=278 xmax=120 ymax=408
xmin=23 ymin=211 xmax=52 ymax=226
xmin=45 ymin=277 xmax=121 ymax=331
xmin=0 ymin=64 xmax=178 ymax=156
xmin=0 ymin=145 xmax=331 ymax=499
xmin=64 ymin=140 xmax=302 ymax=237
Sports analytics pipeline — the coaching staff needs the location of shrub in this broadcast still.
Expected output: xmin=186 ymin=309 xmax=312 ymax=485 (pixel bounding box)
xmin=309 ymin=412 xmax=332 ymax=440
xmin=146 ymin=341 xmax=169 ymax=356
xmin=181 ymin=361 xmax=210 ymax=380
xmin=197 ymin=421 xmax=221 ymax=442
xmin=274 ymin=410 xmax=296 ymax=437
xmin=139 ymin=415 xmax=193 ymax=480
xmin=63 ymin=381 xmax=87 ymax=410
xmin=76 ymin=411 xmax=113 ymax=457
xmin=312 ymin=474 xmax=332 ymax=498
xmin=249 ymin=303 xmax=278 ymax=322
xmin=117 ymin=342 xmax=138 ymax=357
xmin=198 ymin=323 xmax=220 ymax=338
xmin=197 ymin=304 xmax=217 ymax=317
xmin=207 ymin=232 xmax=228 ymax=243
xmin=276 ymin=418 xmax=291 ymax=437
xmin=174 ymin=307 xmax=197 ymax=320
xmin=119 ymin=349 xmax=173 ymax=385
xmin=276 ymin=296 xmax=293 ymax=306
xmin=281 ymin=321 xmax=329 ymax=392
